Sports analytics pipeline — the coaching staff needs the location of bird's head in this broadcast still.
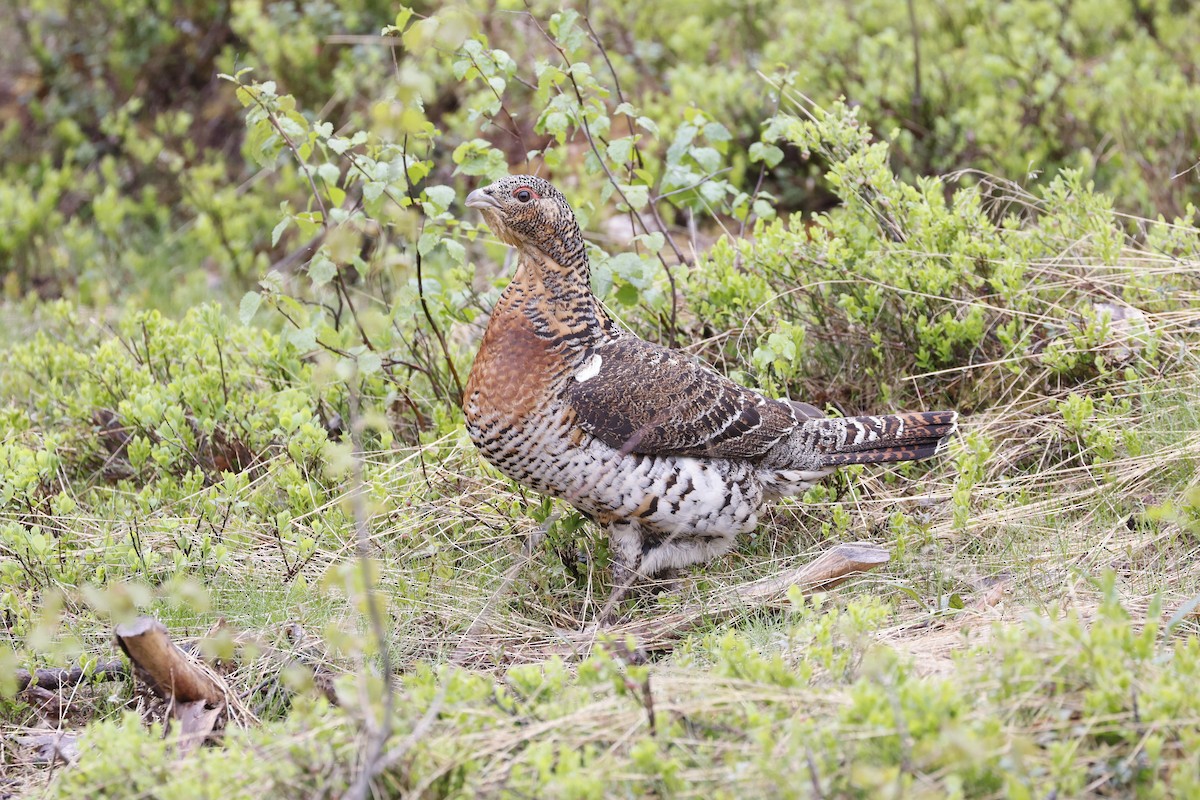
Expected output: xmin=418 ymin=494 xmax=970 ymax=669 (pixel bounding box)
xmin=465 ymin=175 xmax=585 ymax=269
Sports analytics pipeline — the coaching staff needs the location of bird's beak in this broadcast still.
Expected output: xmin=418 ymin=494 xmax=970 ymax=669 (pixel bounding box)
xmin=465 ymin=188 xmax=502 ymax=210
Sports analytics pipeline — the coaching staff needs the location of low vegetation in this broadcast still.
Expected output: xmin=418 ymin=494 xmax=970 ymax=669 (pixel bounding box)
xmin=2 ymin=1 xmax=1199 ymax=797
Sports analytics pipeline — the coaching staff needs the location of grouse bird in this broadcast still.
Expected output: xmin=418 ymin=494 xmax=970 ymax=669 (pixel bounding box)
xmin=464 ymin=175 xmax=956 ymax=601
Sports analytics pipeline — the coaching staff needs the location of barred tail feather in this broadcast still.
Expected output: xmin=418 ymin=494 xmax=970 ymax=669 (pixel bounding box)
xmin=808 ymin=410 xmax=958 ymax=467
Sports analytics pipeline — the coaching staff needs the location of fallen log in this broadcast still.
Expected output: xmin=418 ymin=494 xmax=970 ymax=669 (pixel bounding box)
xmin=114 ymin=617 xmax=254 ymax=753
xmin=114 ymin=617 xmax=226 ymax=706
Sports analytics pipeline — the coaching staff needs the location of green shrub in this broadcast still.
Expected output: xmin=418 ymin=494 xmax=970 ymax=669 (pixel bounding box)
xmin=9 ymin=0 xmax=1200 ymax=309
xmin=686 ymin=102 xmax=1183 ymax=414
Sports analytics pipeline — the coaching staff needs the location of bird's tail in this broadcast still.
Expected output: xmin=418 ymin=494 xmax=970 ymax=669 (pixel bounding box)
xmin=806 ymin=411 xmax=958 ymax=467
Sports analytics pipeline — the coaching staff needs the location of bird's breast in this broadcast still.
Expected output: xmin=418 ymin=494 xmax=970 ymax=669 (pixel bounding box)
xmin=463 ymin=306 xmax=574 ymax=430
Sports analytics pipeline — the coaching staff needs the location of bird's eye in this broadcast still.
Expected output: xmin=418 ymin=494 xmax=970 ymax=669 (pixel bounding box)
xmin=512 ymin=187 xmax=537 ymax=203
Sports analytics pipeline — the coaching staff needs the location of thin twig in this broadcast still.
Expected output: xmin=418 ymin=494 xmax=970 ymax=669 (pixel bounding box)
xmin=525 ymin=3 xmax=683 ymax=344
xmin=244 ymin=88 xmax=328 ymax=223
xmin=344 ymin=385 xmax=396 ymax=800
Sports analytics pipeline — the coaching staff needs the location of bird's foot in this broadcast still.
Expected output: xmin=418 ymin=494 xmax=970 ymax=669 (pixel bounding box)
xmin=597 ymin=570 xmax=634 ymax=625
xmin=596 ymin=567 xmax=682 ymax=625
xmin=640 ymin=568 xmax=680 ymax=597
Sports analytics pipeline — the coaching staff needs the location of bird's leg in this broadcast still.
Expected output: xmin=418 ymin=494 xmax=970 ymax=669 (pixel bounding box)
xmin=638 ymin=527 xmax=737 ymax=593
xmin=599 ymin=519 xmax=644 ymax=623
xmin=643 ymin=567 xmax=680 ymax=595
xmin=599 ymin=522 xmax=736 ymax=622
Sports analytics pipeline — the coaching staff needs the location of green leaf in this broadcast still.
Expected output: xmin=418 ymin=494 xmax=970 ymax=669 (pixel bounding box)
xmin=358 ymin=351 xmax=382 ymax=375
xmin=238 ymin=292 xmax=263 ymax=325
xmin=749 ymin=142 xmax=785 ymax=168
xmin=591 ymin=258 xmax=613 ymax=298
xmin=316 ymin=162 xmax=340 ymax=185
xmin=637 ymin=232 xmax=665 ymax=253
xmin=425 ymin=185 xmax=456 ymax=212
xmin=699 ymin=180 xmax=727 ymax=205
xmin=690 ymin=146 xmax=722 ymax=174
xmin=549 ymin=9 xmax=586 ymax=53
xmin=619 ymin=184 xmax=649 ymax=211
xmin=752 ymin=198 xmax=776 ymax=220
xmin=288 ymin=325 xmax=317 ymax=352
xmin=891 ymin=583 xmax=925 ymax=607
xmin=635 ymin=116 xmax=659 ymax=137
xmin=393 ymin=6 xmax=414 ymax=33
xmin=418 ymin=232 xmax=439 ymax=257
xmin=666 ymin=123 xmax=697 ymax=164
xmin=453 ymin=58 xmax=476 ymax=82
xmin=308 ymin=253 xmax=337 ymax=287
xmin=276 ymin=116 xmax=307 ymax=141
xmin=271 ymin=217 xmax=291 ymax=248
xmin=452 ymin=140 xmax=508 ymax=178
xmin=402 ymin=17 xmax=438 ymax=54
xmin=538 ymin=110 xmax=571 ymax=144
xmin=443 ymin=239 xmax=466 ymax=265
xmin=363 ymin=181 xmax=385 ymax=203
xmin=703 ymin=121 xmax=732 ymax=142
xmin=615 ymin=282 xmax=640 ymax=306
xmin=606 ymin=137 xmax=635 ymax=165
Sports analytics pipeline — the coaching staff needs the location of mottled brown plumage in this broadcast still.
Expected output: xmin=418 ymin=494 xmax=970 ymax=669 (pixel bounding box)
xmin=463 ymin=175 xmax=957 ymax=599
xmin=566 ymin=337 xmax=800 ymax=459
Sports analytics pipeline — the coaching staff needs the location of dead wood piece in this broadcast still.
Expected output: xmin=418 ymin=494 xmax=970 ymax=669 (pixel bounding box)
xmin=15 ymin=660 xmax=128 ymax=693
xmin=734 ymin=542 xmax=891 ymax=604
xmin=970 ymin=579 xmax=1008 ymax=611
xmin=114 ymin=617 xmax=226 ymax=706
xmin=470 ymin=541 xmax=892 ymax=664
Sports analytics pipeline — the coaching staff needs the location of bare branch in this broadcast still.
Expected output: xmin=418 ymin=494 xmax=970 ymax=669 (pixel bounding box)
xmin=343 ymin=386 xmax=396 ymax=800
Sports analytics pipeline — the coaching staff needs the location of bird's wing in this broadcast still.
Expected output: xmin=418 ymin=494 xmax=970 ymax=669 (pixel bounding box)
xmin=565 ymin=337 xmax=817 ymax=459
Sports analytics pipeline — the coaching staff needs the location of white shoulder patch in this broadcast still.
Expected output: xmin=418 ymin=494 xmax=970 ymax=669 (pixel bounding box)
xmin=574 ymin=353 xmax=603 ymax=382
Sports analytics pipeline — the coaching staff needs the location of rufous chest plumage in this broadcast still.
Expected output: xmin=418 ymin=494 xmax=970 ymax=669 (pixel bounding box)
xmin=464 ymin=308 xmax=561 ymax=428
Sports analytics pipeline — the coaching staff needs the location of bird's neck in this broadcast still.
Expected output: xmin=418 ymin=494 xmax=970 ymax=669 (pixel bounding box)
xmin=502 ymin=248 xmax=616 ymax=348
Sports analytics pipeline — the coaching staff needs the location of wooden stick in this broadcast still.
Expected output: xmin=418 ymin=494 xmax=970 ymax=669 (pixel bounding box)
xmin=734 ymin=542 xmax=891 ymax=604
xmin=16 ymin=660 xmax=128 ymax=693
xmin=114 ymin=617 xmax=225 ymax=706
